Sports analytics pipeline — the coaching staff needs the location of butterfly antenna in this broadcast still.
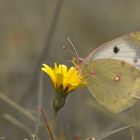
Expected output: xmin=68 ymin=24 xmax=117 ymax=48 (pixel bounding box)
xmin=63 ymin=45 xmax=76 ymax=56
xmin=67 ymin=37 xmax=79 ymax=57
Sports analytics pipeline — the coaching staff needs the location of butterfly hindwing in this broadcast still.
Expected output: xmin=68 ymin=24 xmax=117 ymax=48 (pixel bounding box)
xmin=83 ymin=59 xmax=140 ymax=113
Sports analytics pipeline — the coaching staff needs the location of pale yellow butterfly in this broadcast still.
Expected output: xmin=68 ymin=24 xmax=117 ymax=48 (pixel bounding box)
xmin=72 ymin=32 xmax=140 ymax=113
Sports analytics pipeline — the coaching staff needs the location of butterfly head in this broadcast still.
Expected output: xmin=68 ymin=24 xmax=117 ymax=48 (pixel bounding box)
xmin=72 ymin=56 xmax=85 ymax=69
xmin=63 ymin=37 xmax=85 ymax=69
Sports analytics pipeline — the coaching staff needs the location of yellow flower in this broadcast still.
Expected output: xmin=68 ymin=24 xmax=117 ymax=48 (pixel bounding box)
xmin=41 ymin=63 xmax=86 ymax=114
xmin=42 ymin=63 xmax=86 ymax=94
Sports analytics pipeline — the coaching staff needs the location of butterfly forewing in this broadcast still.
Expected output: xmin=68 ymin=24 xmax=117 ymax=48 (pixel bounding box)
xmin=85 ymin=33 xmax=140 ymax=70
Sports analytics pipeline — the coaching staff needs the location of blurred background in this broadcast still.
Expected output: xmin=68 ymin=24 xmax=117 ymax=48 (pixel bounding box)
xmin=1 ymin=0 xmax=140 ymax=139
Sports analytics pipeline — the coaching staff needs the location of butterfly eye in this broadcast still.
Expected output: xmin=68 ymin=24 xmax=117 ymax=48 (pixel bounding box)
xmin=113 ymin=46 xmax=120 ymax=53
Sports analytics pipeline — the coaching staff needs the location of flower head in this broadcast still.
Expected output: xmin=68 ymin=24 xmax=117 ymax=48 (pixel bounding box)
xmin=41 ymin=63 xmax=86 ymax=113
xmin=42 ymin=63 xmax=86 ymax=94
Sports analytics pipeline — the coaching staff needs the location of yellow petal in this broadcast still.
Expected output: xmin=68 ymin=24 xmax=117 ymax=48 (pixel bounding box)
xmin=42 ymin=64 xmax=56 ymax=87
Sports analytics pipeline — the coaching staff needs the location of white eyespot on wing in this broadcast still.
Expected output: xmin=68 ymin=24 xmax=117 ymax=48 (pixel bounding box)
xmin=86 ymin=39 xmax=140 ymax=70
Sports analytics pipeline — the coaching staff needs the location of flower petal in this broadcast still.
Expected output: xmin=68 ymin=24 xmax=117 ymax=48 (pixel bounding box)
xmin=41 ymin=64 xmax=56 ymax=87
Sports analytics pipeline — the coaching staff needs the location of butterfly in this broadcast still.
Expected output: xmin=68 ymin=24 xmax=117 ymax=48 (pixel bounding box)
xmin=70 ymin=32 xmax=140 ymax=113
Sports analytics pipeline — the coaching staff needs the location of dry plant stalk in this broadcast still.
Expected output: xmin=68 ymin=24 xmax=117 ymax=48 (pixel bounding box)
xmin=38 ymin=107 xmax=55 ymax=140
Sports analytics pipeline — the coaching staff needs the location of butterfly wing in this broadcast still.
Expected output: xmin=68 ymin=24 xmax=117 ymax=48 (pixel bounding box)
xmin=83 ymin=32 xmax=140 ymax=113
